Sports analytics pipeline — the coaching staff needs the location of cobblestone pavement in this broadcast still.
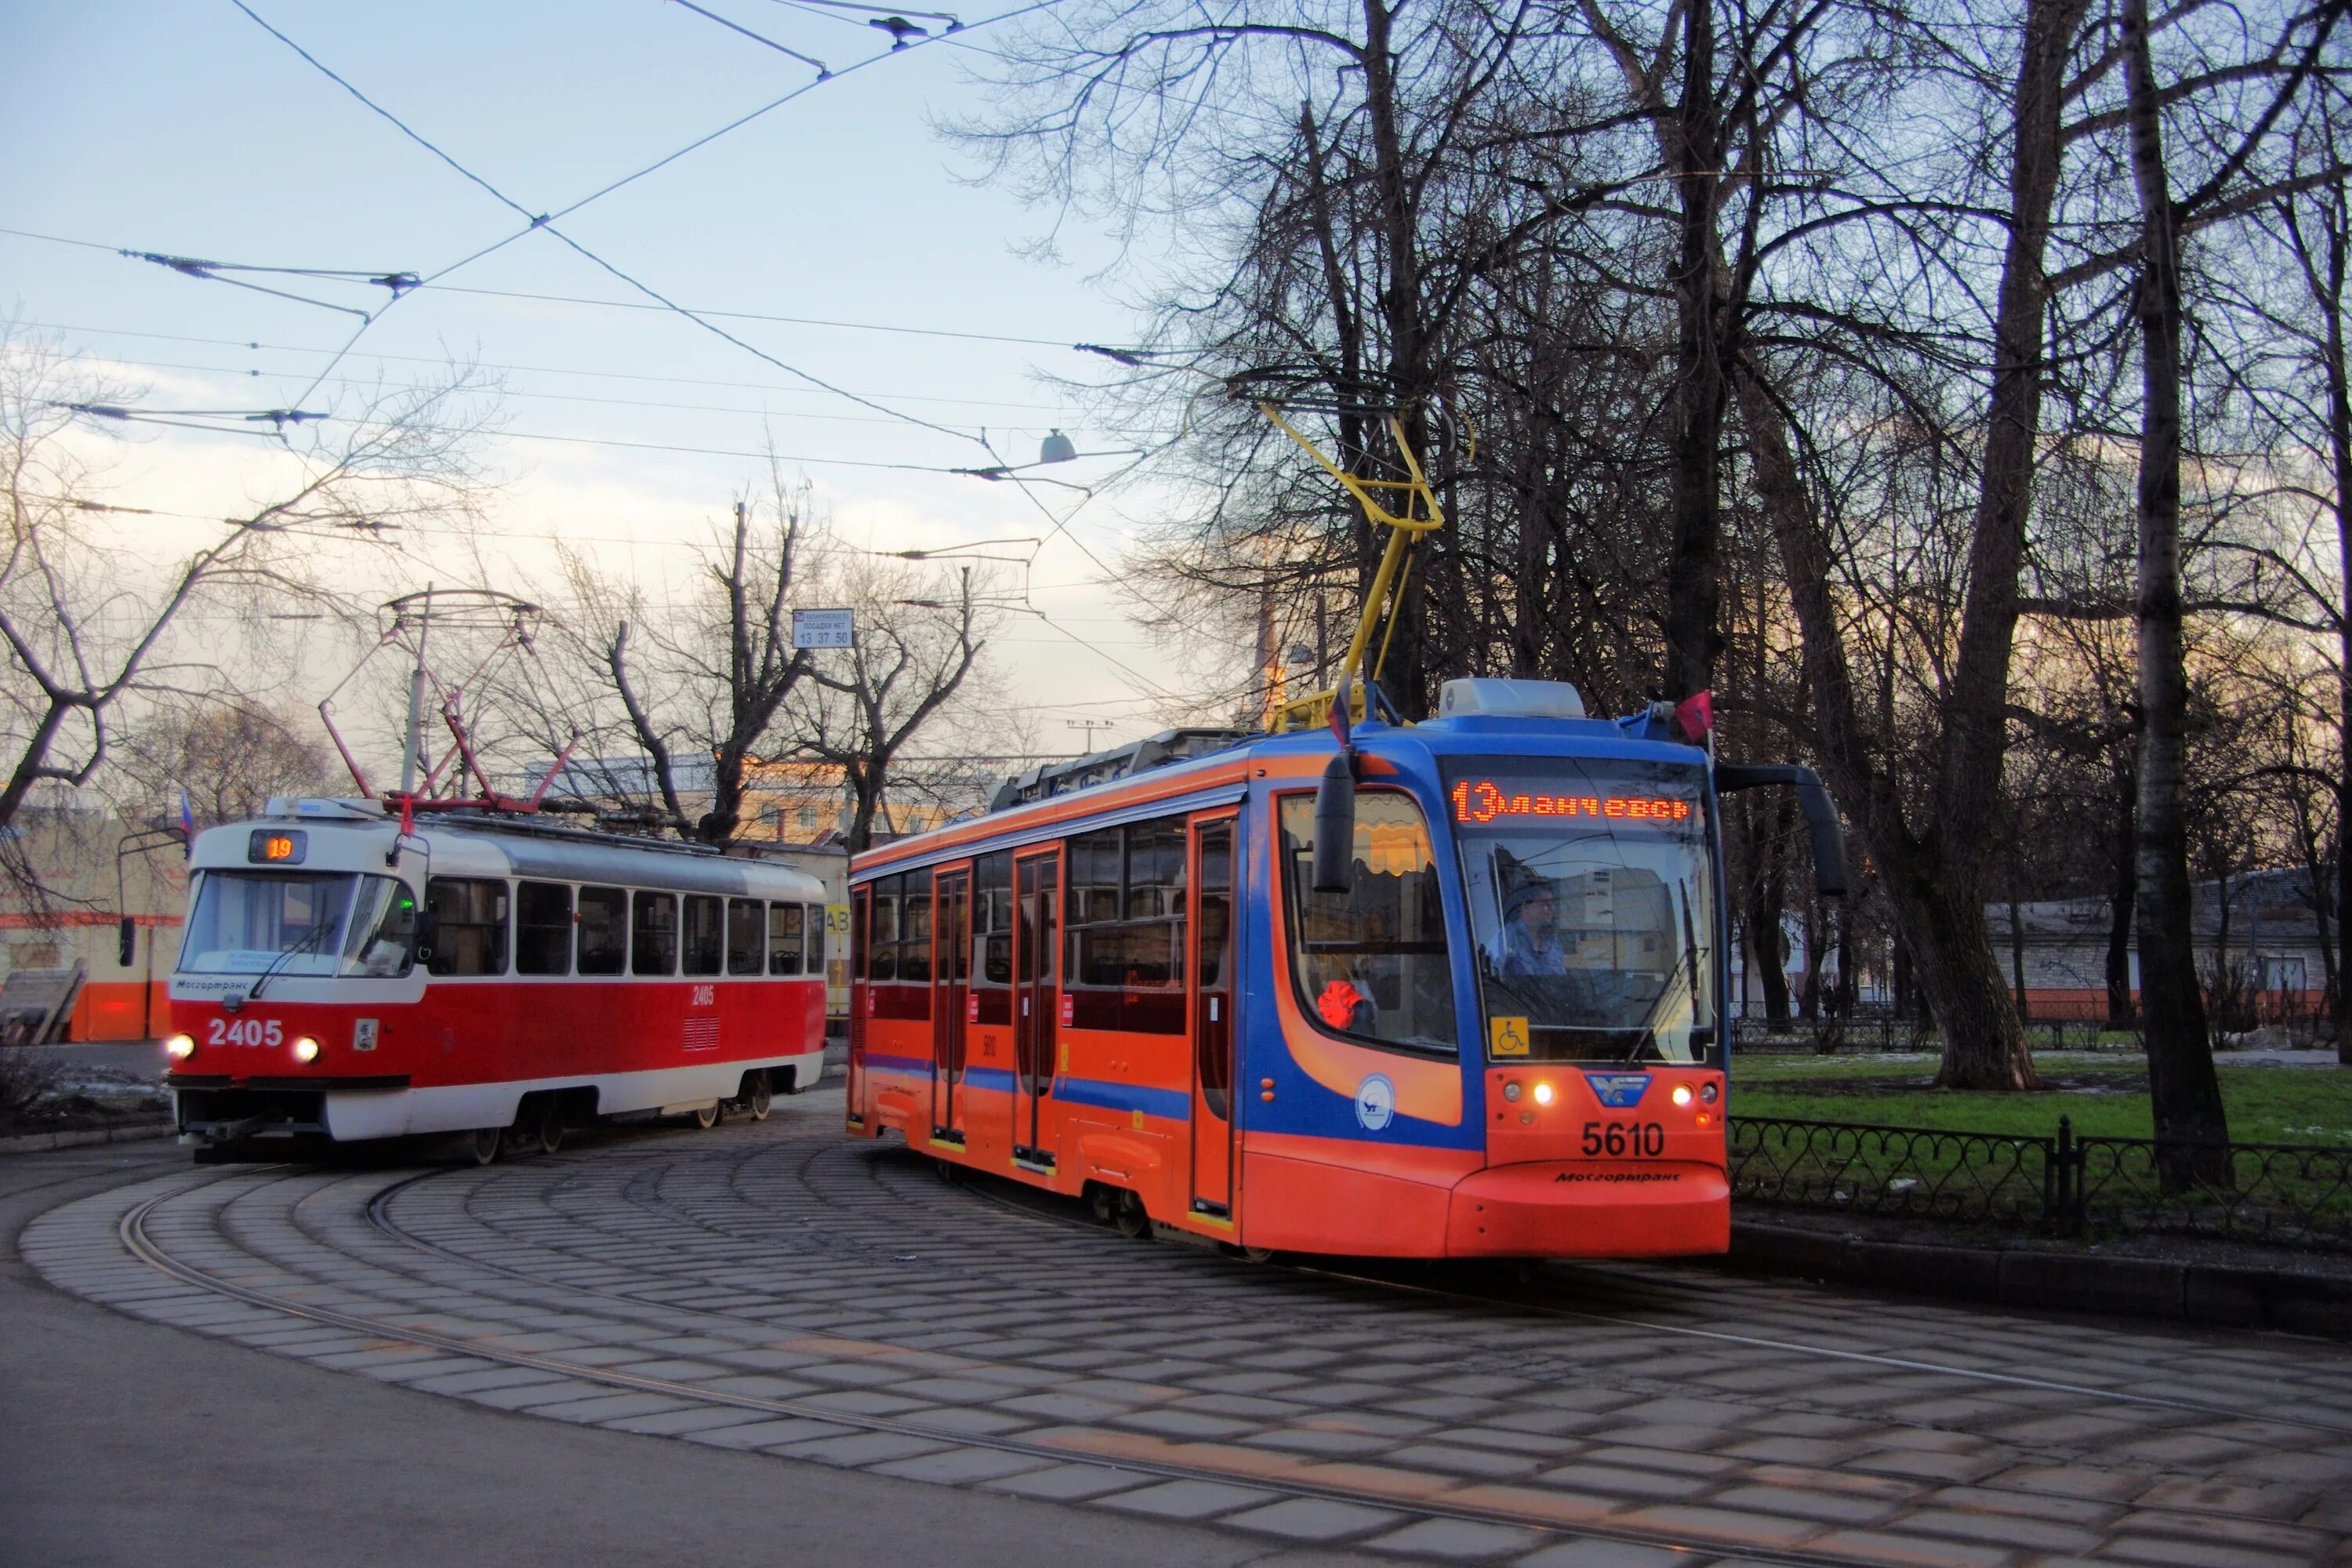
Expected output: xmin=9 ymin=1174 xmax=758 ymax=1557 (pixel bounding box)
xmin=24 ymin=1089 xmax=2352 ymax=1568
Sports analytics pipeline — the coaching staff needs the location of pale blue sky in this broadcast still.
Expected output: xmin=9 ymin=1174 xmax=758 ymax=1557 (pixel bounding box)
xmin=2 ymin=0 xmax=1200 ymax=738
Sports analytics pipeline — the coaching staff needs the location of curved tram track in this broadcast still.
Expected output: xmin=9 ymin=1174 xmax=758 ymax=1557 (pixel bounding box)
xmin=28 ymin=1096 xmax=2352 ymax=1568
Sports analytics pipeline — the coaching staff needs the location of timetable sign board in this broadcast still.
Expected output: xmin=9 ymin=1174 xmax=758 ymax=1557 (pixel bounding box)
xmin=793 ymin=608 xmax=855 ymax=648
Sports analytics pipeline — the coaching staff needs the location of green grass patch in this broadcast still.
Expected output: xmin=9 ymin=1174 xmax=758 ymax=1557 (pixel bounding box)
xmin=1727 ymin=1059 xmax=2352 ymax=1146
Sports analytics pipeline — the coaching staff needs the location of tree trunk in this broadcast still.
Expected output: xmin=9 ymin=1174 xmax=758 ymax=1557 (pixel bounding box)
xmin=1731 ymin=368 xmax=2040 ymax=1087
xmin=2107 ymin=761 xmax=2140 ymax=1026
xmin=1748 ymin=797 xmax=1792 ymax=1027
xmin=2324 ymin=187 xmax=2352 ymax=1056
xmin=1663 ymin=0 xmax=1725 ymax=702
xmin=2123 ymin=0 xmax=2230 ymax=1176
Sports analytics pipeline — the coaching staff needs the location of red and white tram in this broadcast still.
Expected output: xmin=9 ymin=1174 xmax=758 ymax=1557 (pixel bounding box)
xmin=165 ymin=797 xmax=828 ymax=1160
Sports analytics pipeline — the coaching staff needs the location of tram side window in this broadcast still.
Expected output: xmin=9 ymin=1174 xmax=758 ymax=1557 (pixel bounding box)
xmin=516 ymin=881 xmax=573 ymax=976
xmin=971 ymin=851 xmax=1012 ymax=1024
xmin=869 ymin=881 xmax=899 ymax=982
xmin=577 ymin=886 xmax=627 ymax=975
xmin=425 ymin=878 xmax=510 ymax=977
xmin=633 ymin=891 xmax=678 ymax=976
xmin=898 ymin=872 xmax=933 ymax=984
xmin=1279 ymin=793 xmax=1457 ymax=1054
xmin=805 ymin=903 xmax=825 ymax=975
xmin=727 ymin=898 xmax=764 ymax=976
xmin=768 ymin=902 xmax=804 ymax=975
xmin=1064 ymin=817 xmax=1186 ymax=1034
xmin=682 ymin=894 xmax=724 ymax=976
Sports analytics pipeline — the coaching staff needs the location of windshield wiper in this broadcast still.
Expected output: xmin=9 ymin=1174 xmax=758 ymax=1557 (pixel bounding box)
xmin=241 ymin=917 xmax=335 ymax=1007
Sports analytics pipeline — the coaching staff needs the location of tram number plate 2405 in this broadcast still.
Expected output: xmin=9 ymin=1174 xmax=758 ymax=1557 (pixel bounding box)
xmin=1581 ymin=1120 xmax=1666 ymax=1158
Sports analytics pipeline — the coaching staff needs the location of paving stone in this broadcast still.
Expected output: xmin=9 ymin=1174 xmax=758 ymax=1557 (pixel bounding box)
xmin=1534 ymin=1465 xmax=1712 ymax=1503
xmin=977 ymin=1463 xmax=1143 ymax=1501
xmin=463 ymin=1378 xmax=613 ymax=1411
xmin=772 ymin=1431 xmax=952 ymax=1467
xmin=1798 ymin=1527 xmax=2017 ymax=1568
xmin=1512 ymin=1537 xmax=1706 ymax=1567
xmin=1922 ymin=1484 xmax=2118 ymax=1525
xmin=681 ymin=1417 xmax=858 ymax=1450
xmin=2132 ymin=1475 xmax=2311 ymax=1519
xmin=601 ymin=1406 xmax=779 ymax=1436
xmin=866 ymin=1447 xmax=1054 ymax=1486
xmin=1983 ymin=1463 xmax=2152 ymax=1502
xmin=904 ymin=1405 xmax=1036 ymax=1438
xmin=1361 ymin=1517 xmax=1541 ymax=1559
xmin=1705 ymin=1486 xmax=1899 ymax=1527
xmin=994 ymin=1392 xmax=1125 ymax=1421
xmin=1092 ymin=1478 xmax=1279 ymax=1520
xmin=2098 ymin=1539 xmax=2322 ymax=1568
xmin=1387 ymin=1443 xmax=1544 ymax=1479
xmin=1221 ymin=1497 xmax=1406 ymax=1541
xmin=1579 ymin=1446 xmax=1743 ymax=1478
xmin=1847 ymin=1449 xmax=2009 ymax=1484
xmin=527 ymin=1392 xmax=696 ymax=1424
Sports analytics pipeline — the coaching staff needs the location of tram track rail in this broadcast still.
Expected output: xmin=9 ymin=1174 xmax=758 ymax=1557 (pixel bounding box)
xmin=64 ymin=1130 xmax=2352 ymax=1568
xmin=951 ymin=1159 xmax=2352 ymax=1439
xmin=121 ymin=1171 xmax=1842 ymax=1568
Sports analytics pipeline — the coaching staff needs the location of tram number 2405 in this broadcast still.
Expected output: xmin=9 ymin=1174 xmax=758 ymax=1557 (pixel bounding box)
xmin=207 ymin=1018 xmax=283 ymax=1047
xmin=1581 ymin=1120 xmax=1667 ymax=1158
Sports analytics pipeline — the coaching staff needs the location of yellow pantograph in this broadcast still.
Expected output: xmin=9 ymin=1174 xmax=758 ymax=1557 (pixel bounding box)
xmin=1258 ymin=405 xmax=1464 ymax=734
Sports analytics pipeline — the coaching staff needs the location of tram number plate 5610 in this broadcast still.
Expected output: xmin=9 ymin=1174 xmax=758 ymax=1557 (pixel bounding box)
xmin=1581 ymin=1120 xmax=1665 ymax=1158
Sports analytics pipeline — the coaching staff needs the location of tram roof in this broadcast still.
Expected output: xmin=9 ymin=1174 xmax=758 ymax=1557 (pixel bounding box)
xmin=851 ymin=710 xmax=1709 ymax=883
xmin=191 ymin=801 xmax=826 ymax=902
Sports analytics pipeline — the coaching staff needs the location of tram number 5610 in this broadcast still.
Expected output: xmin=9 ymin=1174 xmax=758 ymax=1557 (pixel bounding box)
xmin=1581 ymin=1120 xmax=1665 ymax=1158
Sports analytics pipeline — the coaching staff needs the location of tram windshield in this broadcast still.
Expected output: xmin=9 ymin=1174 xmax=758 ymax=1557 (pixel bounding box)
xmin=1444 ymin=760 xmax=1718 ymax=1066
xmin=179 ymin=871 xmax=420 ymax=978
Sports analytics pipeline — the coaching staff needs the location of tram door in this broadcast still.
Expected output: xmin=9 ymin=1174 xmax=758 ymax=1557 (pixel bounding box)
xmin=1011 ymin=851 xmax=1059 ymax=1165
xmin=930 ymin=869 xmax=970 ymax=1144
xmin=1188 ymin=816 xmax=1237 ymax=1217
xmin=848 ymin=885 xmax=869 ymax=1122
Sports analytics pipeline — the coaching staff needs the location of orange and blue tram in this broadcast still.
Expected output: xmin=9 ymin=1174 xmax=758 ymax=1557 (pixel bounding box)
xmin=844 ymin=678 xmax=1843 ymax=1259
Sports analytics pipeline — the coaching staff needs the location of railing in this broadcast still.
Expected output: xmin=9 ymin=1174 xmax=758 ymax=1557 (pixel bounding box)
xmin=1727 ymin=1115 xmax=2352 ymax=1251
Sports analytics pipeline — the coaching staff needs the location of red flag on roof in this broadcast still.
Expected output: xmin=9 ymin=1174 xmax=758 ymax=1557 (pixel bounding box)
xmin=1673 ymin=689 xmax=1713 ymax=742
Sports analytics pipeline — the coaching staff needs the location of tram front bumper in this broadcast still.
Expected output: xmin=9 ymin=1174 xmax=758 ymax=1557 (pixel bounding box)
xmin=1446 ymin=1160 xmax=1730 ymax=1258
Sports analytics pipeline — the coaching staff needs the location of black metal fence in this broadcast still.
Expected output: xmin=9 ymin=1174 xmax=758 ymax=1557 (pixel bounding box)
xmin=1728 ymin=1115 xmax=2352 ymax=1251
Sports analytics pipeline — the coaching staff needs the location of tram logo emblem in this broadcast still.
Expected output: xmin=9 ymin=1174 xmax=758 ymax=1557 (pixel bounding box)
xmin=1354 ymin=1074 xmax=1396 ymax=1133
xmin=1584 ymin=1073 xmax=1651 ymax=1109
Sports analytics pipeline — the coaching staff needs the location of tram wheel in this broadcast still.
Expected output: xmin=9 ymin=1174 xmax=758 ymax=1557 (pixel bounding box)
xmin=1112 ymin=1190 xmax=1149 ymax=1240
xmin=692 ymin=1102 xmax=720 ymax=1130
xmin=534 ymin=1097 xmax=565 ymax=1154
xmin=469 ymin=1127 xmax=502 ymax=1166
xmin=1240 ymin=1247 xmax=1276 ymax=1265
xmin=746 ymin=1076 xmax=772 ymax=1121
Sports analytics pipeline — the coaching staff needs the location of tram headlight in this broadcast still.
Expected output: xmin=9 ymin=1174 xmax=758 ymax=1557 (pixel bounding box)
xmin=292 ymin=1036 xmax=321 ymax=1064
xmin=1700 ymin=1081 xmax=1719 ymax=1104
xmin=164 ymin=1033 xmax=195 ymax=1061
xmin=1532 ymin=1082 xmax=1555 ymax=1107
xmin=1502 ymin=1082 xmax=1522 ymax=1102
xmin=1671 ymin=1083 xmax=1694 ymax=1109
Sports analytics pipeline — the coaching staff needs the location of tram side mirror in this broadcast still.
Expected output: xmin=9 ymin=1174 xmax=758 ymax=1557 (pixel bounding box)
xmin=117 ymin=916 xmax=136 ymax=967
xmin=1312 ymin=751 xmax=1357 ymax=894
xmin=1715 ymin=763 xmax=1849 ymax=898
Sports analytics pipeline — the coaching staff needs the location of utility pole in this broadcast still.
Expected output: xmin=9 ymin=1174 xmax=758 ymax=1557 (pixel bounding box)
xmin=400 ymin=585 xmax=434 ymax=796
xmin=1066 ymin=718 xmax=1115 ymax=753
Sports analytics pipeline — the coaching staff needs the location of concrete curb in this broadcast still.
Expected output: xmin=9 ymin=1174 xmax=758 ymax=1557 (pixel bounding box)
xmin=1724 ymin=1218 xmax=2352 ymax=1338
xmin=0 ymin=1121 xmax=175 ymax=1157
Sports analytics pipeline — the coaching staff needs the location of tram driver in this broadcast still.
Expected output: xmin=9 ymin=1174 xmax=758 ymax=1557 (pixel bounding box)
xmin=1497 ymin=882 xmax=1568 ymax=977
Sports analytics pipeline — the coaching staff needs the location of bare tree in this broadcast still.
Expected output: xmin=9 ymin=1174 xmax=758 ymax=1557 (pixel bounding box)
xmin=120 ymin=699 xmax=339 ymax=826
xmin=514 ymin=467 xmax=815 ymax=843
xmin=788 ymin=558 xmax=995 ymax=851
xmin=0 ymin=325 xmax=488 ymax=843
